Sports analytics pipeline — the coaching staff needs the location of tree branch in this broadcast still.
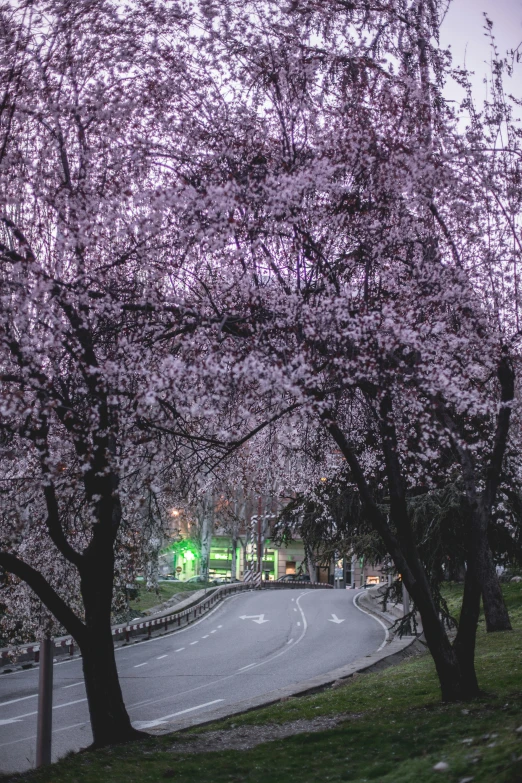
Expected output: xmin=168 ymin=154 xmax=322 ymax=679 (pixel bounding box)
xmin=0 ymin=552 xmax=86 ymax=645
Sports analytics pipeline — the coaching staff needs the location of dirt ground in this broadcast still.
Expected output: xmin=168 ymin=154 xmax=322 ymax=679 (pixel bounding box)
xmin=168 ymin=714 xmax=361 ymax=753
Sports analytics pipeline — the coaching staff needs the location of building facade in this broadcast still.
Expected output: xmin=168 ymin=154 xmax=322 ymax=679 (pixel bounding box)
xmin=160 ymin=534 xmax=385 ymax=586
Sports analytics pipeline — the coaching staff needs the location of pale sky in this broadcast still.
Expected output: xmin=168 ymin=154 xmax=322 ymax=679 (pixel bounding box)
xmin=440 ymin=0 xmax=522 ymax=106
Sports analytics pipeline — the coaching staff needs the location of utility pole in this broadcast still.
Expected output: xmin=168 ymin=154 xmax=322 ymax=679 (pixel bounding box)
xmin=257 ymin=495 xmax=263 ymax=577
xmin=36 ymin=634 xmax=53 ymax=767
xmin=402 ymin=581 xmax=413 ymax=635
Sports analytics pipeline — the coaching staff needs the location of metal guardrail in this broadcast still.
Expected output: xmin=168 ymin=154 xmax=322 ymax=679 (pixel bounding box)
xmin=0 ymin=579 xmax=331 ymax=667
xmin=261 ymin=580 xmax=333 ymax=590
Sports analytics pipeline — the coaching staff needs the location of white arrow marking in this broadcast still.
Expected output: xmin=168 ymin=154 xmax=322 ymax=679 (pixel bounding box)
xmin=239 ymin=614 xmax=269 ymax=624
xmin=328 ymin=614 xmax=345 ymax=624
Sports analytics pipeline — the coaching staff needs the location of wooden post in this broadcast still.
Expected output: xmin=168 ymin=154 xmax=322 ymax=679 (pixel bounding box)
xmin=36 ymin=635 xmax=53 ymax=767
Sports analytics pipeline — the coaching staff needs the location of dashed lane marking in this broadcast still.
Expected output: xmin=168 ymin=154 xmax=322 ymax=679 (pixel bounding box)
xmin=0 ymin=694 xmax=37 ymax=708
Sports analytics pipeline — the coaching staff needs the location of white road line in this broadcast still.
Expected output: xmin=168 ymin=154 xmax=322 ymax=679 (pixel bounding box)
xmin=7 ymin=697 xmax=88 ymax=724
xmin=128 ymin=592 xmax=313 ymax=714
xmin=202 ymin=635 xmax=209 ymax=638
xmin=210 ymin=630 xmax=217 ymax=633
xmin=190 ymin=641 xmax=198 ymax=645
xmin=238 ymin=662 xmax=257 ymax=671
xmin=297 ymin=622 xmax=301 ymax=626
xmin=175 ymin=648 xmax=184 ymax=652
xmin=63 ymin=681 xmax=84 ymax=689
xmin=0 ymin=693 xmax=37 ymax=708
xmin=287 ymin=639 xmax=294 ymax=645
xmin=352 ymin=591 xmax=389 ymax=650
xmin=157 ymin=655 xmax=168 ymax=660
xmin=7 ymin=709 xmax=37 ymax=719
xmin=0 ymin=720 xmax=89 ymax=749
xmin=133 ymin=699 xmax=224 ymax=730
xmin=134 ymin=662 xmax=148 ymax=668
xmin=0 ymin=592 xmax=247 ymax=683
xmin=293 ymin=608 xmax=297 ymax=612
xmin=54 ymin=698 xmax=88 ymax=710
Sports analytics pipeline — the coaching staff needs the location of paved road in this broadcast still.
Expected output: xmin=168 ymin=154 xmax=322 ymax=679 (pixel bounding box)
xmin=0 ymin=589 xmax=384 ymax=772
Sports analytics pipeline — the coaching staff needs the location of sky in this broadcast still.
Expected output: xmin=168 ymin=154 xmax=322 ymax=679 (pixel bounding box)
xmin=440 ymin=0 xmax=522 ymax=105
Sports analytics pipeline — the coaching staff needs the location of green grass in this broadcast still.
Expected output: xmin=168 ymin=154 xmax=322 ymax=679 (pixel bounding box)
xmin=6 ymin=584 xmax=522 ymax=783
xmin=128 ymin=581 xmax=203 ymax=613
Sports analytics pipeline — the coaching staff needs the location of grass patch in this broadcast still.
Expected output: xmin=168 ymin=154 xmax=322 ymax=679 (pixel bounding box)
xmin=128 ymin=582 xmax=203 ymax=612
xmin=7 ymin=584 xmax=522 ymax=783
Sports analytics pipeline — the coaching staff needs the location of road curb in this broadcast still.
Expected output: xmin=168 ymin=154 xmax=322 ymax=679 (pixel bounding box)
xmin=149 ymin=608 xmax=422 ymax=736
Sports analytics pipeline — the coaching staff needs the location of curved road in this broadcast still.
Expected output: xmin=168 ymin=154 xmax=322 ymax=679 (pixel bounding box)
xmin=0 ymin=589 xmax=384 ymax=772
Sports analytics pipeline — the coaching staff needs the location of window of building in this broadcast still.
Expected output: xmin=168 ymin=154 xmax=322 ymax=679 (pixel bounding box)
xmin=286 ymin=561 xmax=296 ymax=575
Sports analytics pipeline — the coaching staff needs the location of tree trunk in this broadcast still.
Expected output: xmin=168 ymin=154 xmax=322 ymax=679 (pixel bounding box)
xmin=473 ymin=508 xmax=512 ymax=632
xmin=453 ymin=559 xmax=481 ymax=697
xmin=80 ymin=625 xmax=146 ymax=747
xmin=325 ymin=416 xmax=478 ymax=701
xmin=80 ymin=517 xmax=146 ymax=747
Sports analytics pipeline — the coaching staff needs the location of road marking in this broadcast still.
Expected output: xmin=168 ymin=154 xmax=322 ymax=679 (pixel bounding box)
xmin=328 ymin=614 xmax=345 ymax=624
xmin=175 ymin=648 xmax=185 ymax=652
xmin=210 ymin=630 xmax=217 ymax=633
xmin=202 ymin=635 xmax=209 ymax=639
xmin=352 ymin=591 xmax=389 ymax=650
xmin=133 ymin=699 xmax=224 ymax=730
xmin=62 ymin=681 xmax=83 ymax=689
xmin=134 ymin=662 xmax=148 ymax=668
xmin=54 ymin=698 xmax=88 ymax=710
xmin=239 ymin=614 xmax=268 ymax=624
xmin=6 ymin=697 xmax=88 ymax=726
xmin=157 ymin=655 xmax=168 ymax=660
xmin=238 ymin=662 xmax=257 ymax=671
xmin=0 ymin=693 xmax=37 ymax=708
xmin=0 ymin=721 xmax=88 ymax=749
xmin=0 ymin=717 xmax=23 ymax=726
xmin=287 ymin=639 xmax=294 ymax=645
xmin=297 ymin=622 xmax=301 ymax=626
xmin=293 ymin=608 xmax=297 ymax=612
xmin=218 ymin=625 xmax=222 ymax=628
xmin=190 ymin=641 xmax=198 ymax=645
xmin=130 ymin=592 xmax=313 ymax=712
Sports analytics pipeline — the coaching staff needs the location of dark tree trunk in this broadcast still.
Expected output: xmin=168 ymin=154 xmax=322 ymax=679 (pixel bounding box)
xmin=473 ymin=510 xmax=512 ymax=633
xmin=453 ymin=558 xmax=481 ymax=697
xmin=325 ymin=415 xmax=478 ymax=702
xmin=80 ymin=516 xmax=147 ymax=748
xmin=80 ymin=627 xmax=145 ymax=747
xmin=437 ymin=354 xmax=514 ymax=634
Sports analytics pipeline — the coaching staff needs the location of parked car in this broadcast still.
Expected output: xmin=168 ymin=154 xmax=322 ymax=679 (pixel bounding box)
xmin=186 ymin=575 xmax=228 ymax=585
xmin=276 ymin=574 xmax=311 ymax=582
